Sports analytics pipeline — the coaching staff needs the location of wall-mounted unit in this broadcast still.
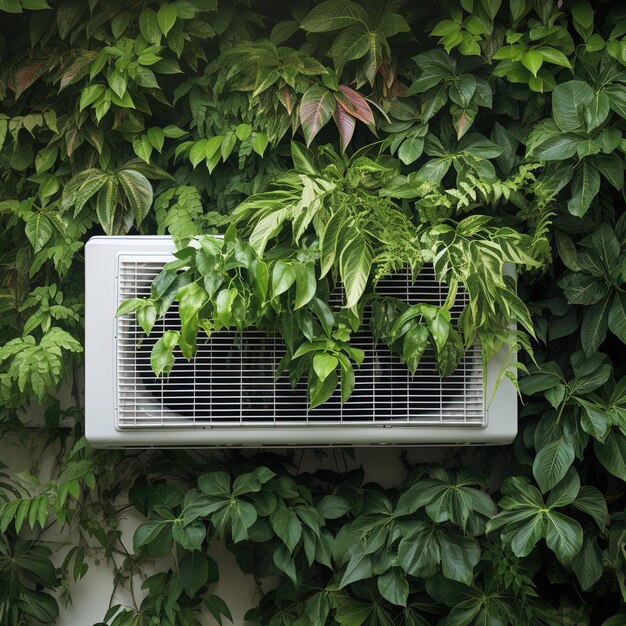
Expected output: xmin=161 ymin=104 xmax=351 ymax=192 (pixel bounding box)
xmin=85 ymin=236 xmax=517 ymax=447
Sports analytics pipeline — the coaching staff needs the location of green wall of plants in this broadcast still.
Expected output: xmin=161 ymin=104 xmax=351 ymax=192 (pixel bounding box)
xmin=1 ymin=0 xmax=626 ymax=624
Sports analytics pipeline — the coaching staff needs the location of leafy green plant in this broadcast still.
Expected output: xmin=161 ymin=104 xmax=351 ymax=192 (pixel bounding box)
xmin=1 ymin=1 xmax=626 ymax=625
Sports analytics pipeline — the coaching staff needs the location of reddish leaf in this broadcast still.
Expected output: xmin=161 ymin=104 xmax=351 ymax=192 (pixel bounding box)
xmin=299 ymin=85 xmax=335 ymax=146
xmin=333 ymin=104 xmax=356 ymax=153
xmin=13 ymin=58 xmax=49 ymax=98
xmin=59 ymin=50 xmax=98 ymax=91
xmin=335 ymin=85 xmax=375 ymax=128
xmin=278 ymin=85 xmax=294 ymax=115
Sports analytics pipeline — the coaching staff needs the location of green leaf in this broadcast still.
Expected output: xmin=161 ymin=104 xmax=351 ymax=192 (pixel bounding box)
xmin=301 ymin=0 xmax=368 ymax=33
xmin=339 ymin=552 xmax=373 ymax=588
xmin=178 ymin=551 xmax=209 ymax=597
xmin=532 ymin=133 xmax=580 ymax=161
xmin=157 ymin=3 xmax=177 ymax=36
xmin=552 ymin=81 xmax=594 ymax=132
xmin=544 ymin=511 xmax=583 ymax=565
xmin=205 ymin=594 xmax=233 ymax=626
xmin=521 ymin=51 xmax=543 ymax=76
xmin=580 ymin=296 xmax=611 ymax=356
xmin=133 ymin=520 xmax=173 ymax=557
xmin=594 ymin=428 xmax=626 ymax=481
xmin=251 ymin=132 xmax=269 ymax=156
xmin=439 ymin=533 xmax=480 ymax=585
xmin=339 ymin=235 xmax=373 ymax=309
xmin=271 ymin=506 xmax=302 ymax=553
xmin=117 ymin=169 xmax=153 ymax=226
xmin=317 ymin=495 xmax=351 ymax=519
xmin=25 ymin=213 xmax=52 ymax=253
xmin=571 ymin=537 xmax=603 ymax=590
xmin=378 ymin=568 xmax=409 ymax=606
xmin=572 ymin=1 xmax=594 ymax=29
xmin=609 ymin=292 xmax=626 ymax=343
xmin=150 ymin=330 xmax=179 ymax=376
xmin=533 ymin=439 xmax=575 ymax=493
xmin=568 ymin=161 xmax=600 ymax=217
xmin=95 ymin=177 xmax=119 ymax=236
xmin=313 ymin=352 xmax=338 ymax=382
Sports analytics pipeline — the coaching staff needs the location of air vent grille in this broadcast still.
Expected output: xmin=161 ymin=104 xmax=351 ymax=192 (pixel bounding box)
xmin=115 ymin=256 xmax=484 ymax=429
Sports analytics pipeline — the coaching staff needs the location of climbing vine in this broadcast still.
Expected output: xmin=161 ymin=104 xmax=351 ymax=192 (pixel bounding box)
xmin=0 ymin=0 xmax=626 ymax=625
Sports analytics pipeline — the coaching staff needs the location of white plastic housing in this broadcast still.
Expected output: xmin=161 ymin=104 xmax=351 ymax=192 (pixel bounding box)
xmin=85 ymin=236 xmax=517 ymax=447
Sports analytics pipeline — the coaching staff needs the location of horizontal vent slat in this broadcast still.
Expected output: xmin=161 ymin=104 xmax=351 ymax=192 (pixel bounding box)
xmin=115 ymin=258 xmax=485 ymax=429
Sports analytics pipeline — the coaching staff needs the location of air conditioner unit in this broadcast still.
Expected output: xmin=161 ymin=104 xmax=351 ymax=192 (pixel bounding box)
xmin=85 ymin=236 xmax=517 ymax=447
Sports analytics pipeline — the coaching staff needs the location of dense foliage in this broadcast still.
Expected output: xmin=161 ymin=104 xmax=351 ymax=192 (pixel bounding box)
xmin=1 ymin=0 xmax=626 ymax=624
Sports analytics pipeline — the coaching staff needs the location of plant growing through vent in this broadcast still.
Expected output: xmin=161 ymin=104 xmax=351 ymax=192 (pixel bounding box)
xmin=118 ymin=141 xmax=540 ymax=408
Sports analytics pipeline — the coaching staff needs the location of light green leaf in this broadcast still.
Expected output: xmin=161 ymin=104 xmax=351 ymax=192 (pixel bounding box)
xmin=25 ymin=214 xmax=52 ymax=253
xmin=339 ymin=235 xmax=373 ymax=309
xmin=157 ymin=3 xmax=177 ymax=36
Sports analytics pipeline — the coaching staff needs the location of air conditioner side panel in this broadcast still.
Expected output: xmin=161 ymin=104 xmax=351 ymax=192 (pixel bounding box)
xmin=85 ymin=237 xmax=176 ymax=446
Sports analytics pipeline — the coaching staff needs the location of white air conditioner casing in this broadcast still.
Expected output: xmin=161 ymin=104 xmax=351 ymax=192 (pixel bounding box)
xmin=85 ymin=236 xmax=517 ymax=447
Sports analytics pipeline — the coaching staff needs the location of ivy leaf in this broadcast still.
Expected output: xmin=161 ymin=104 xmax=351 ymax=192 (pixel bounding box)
xmin=300 ymin=85 xmax=335 ymax=146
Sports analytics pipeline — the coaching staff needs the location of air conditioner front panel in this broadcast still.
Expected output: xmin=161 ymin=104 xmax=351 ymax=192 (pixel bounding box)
xmin=85 ymin=236 xmax=517 ymax=446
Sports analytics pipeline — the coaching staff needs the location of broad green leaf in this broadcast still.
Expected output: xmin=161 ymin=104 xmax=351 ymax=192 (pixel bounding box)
xmin=117 ymin=169 xmax=153 ymax=226
xmin=571 ymin=537 xmax=603 ymax=590
xmin=318 ymin=495 xmax=351 ymax=519
xmin=533 ymin=439 xmax=575 ymax=493
xmin=133 ymin=520 xmax=173 ymax=557
xmin=609 ymin=292 xmax=626 ymax=343
xmin=568 ymin=161 xmax=600 ymax=216
xmin=580 ymin=296 xmax=611 ymax=356
xmin=271 ymin=506 xmax=302 ymax=553
xmin=439 ymin=532 xmax=480 ymax=585
xmin=377 ymin=568 xmax=409 ymax=607
xmin=25 ymin=214 xmax=52 ymax=253
xmin=552 ymin=81 xmax=594 ymax=132
xmin=313 ymin=352 xmax=338 ymax=382
xmin=156 ymin=3 xmax=177 ymax=36
xmin=301 ymin=0 xmax=368 ymax=33
xmin=571 ymin=486 xmax=609 ymax=530
xmin=594 ymin=428 xmax=626 ymax=481
xmin=532 ymin=133 xmax=580 ymax=160
xmin=178 ymin=551 xmax=209 ymax=598
xmin=339 ymin=235 xmax=373 ymax=309
xmin=95 ymin=176 xmax=119 ymax=235
xmin=544 ymin=511 xmax=583 ymax=564
xmin=521 ymin=50 xmax=543 ymax=76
